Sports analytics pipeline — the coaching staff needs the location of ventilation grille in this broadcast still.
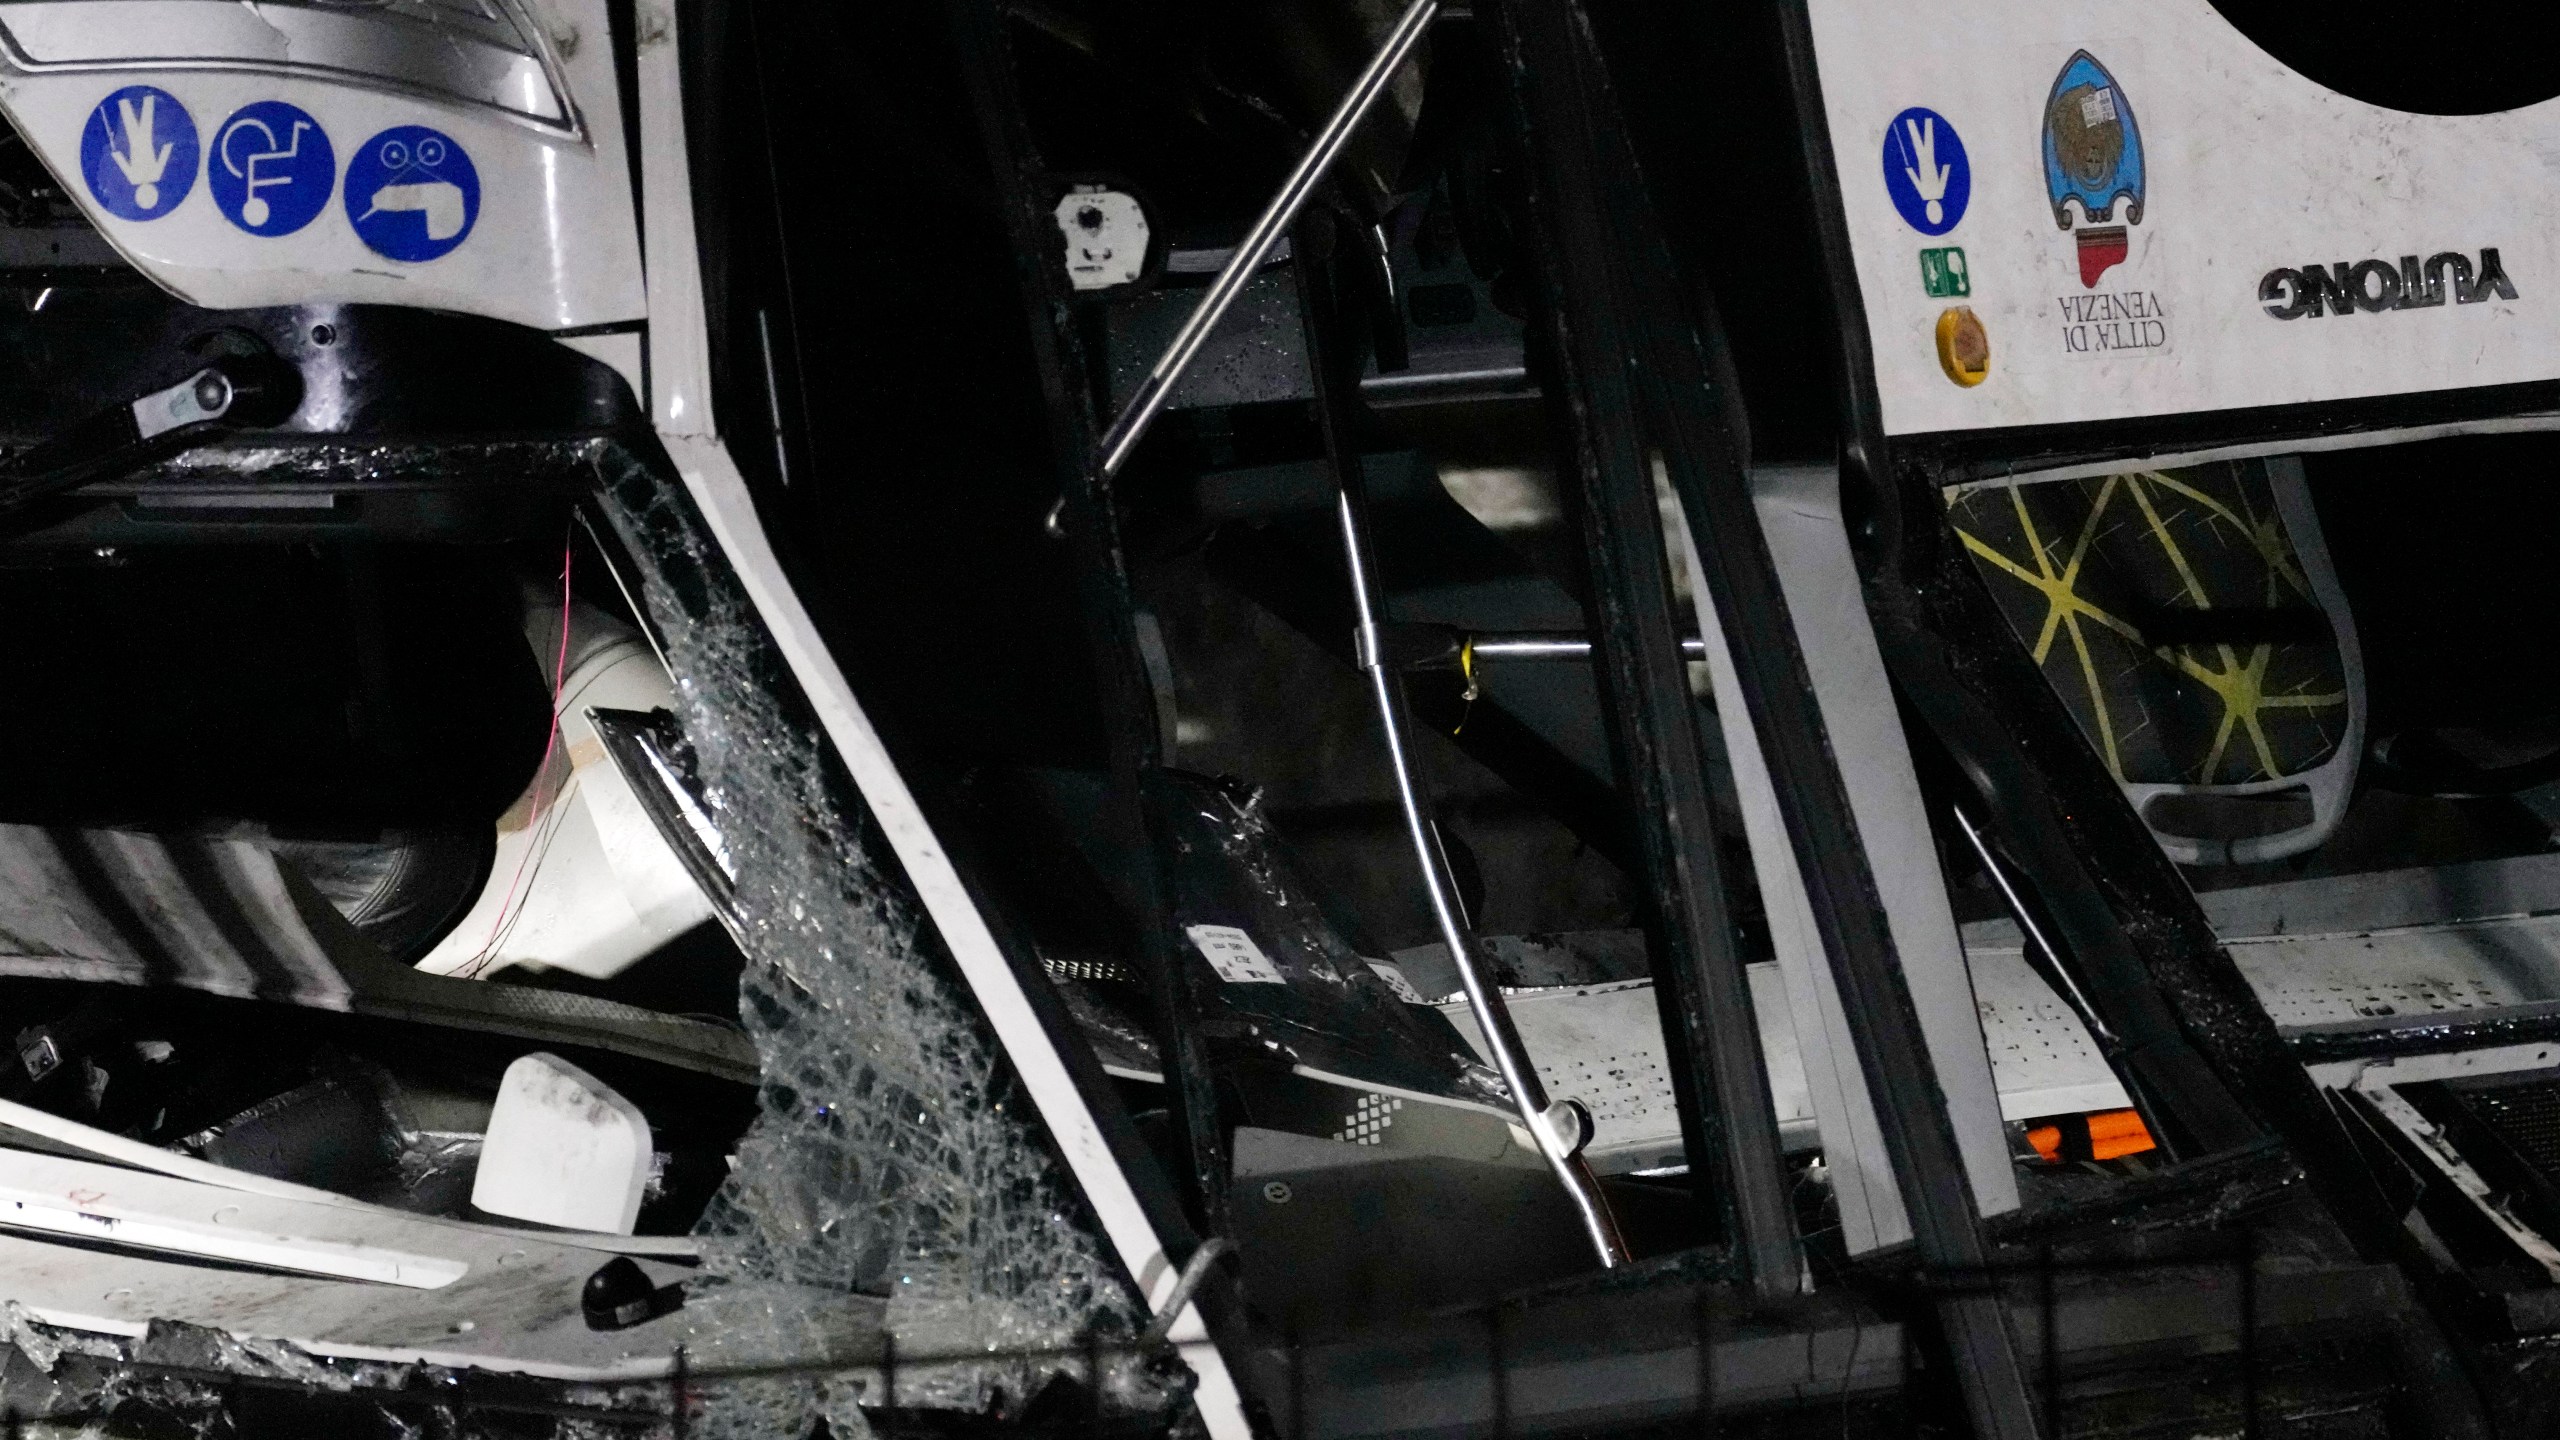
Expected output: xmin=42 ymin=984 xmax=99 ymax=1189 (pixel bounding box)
xmin=2455 ymin=1078 xmax=2560 ymax=1179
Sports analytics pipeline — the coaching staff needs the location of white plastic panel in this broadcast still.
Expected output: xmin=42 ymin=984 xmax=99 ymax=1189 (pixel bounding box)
xmin=1748 ymin=960 xmax=1817 ymax=1147
xmin=415 ymin=604 xmax=716 ymax=983
xmin=0 ymin=0 xmax=641 ymax=332
xmin=0 ymin=0 xmax=571 ymax=125
xmin=0 ymin=1147 xmax=724 ymax=1379
xmin=634 ymin=0 xmax=712 ymax=436
xmin=1802 ymin=1 xmax=2560 ymax=435
xmin=471 ymin=1053 xmax=652 ymax=1235
xmin=1679 ymin=462 xmax=2019 ymax=1253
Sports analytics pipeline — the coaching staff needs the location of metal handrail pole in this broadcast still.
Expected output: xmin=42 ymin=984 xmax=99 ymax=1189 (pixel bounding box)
xmin=1335 ymin=485 xmax=1632 ymax=1266
xmin=1094 ymin=0 xmax=1440 ymax=480
xmin=1951 ymin=803 xmax=2117 ymax=1048
xmin=1462 ymin=634 xmax=1708 ymax=662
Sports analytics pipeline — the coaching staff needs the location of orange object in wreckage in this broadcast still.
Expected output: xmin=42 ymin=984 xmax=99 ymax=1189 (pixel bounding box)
xmin=2027 ymin=1108 xmax=2156 ymax=1164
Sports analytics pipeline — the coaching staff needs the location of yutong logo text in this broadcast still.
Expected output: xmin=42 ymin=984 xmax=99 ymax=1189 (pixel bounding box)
xmin=2259 ymin=248 xmax=2517 ymax=319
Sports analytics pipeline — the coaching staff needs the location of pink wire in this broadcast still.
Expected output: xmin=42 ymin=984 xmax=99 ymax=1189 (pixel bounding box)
xmin=465 ymin=535 xmax=576 ymax=975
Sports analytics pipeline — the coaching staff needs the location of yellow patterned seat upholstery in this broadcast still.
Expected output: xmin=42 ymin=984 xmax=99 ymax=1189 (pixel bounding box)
xmin=1948 ymin=457 xmax=2364 ymax=864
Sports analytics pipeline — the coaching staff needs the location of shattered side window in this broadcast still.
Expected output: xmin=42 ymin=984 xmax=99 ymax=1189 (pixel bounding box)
xmin=0 ymin=456 xmax=1177 ymax=1437
xmin=595 ymin=452 xmax=1169 ymax=1428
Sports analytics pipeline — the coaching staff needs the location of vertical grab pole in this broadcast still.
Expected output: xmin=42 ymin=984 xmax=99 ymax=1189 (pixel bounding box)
xmin=1303 ymin=243 xmax=1629 ymax=1266
xmin=1334 ymin=485 xmax=1632 ymax=1267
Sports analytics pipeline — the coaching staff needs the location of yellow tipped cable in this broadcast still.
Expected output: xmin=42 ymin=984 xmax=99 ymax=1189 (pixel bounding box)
xmin=1454 ymin=636 xmax=1479 ymax=735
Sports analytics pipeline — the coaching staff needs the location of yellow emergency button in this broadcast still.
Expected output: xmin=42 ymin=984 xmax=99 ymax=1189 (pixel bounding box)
xmin=1936 ymin=305 xmax=1990 ymax=387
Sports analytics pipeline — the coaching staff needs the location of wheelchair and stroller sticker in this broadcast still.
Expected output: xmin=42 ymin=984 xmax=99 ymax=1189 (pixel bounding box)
xmin=81 ymin=86 xmax=198 ymax=222
xmin=346 ymin=126 xmax=479 ymax=262
xmin=211 ymin=101 xmax=334 ymax=237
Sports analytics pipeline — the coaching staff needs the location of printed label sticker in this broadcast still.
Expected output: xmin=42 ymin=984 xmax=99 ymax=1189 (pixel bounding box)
xmin=1186 ymin=924 xmax=1285 ymax=984
xmin=1920 ymin=245 xmax=1971 ymax=298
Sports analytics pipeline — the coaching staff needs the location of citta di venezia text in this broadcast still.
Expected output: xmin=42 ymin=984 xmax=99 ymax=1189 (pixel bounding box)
xmin=2059 ymin=289 xmax=2168 ymax=353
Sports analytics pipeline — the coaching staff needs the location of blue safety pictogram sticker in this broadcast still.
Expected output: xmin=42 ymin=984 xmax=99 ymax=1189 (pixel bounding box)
xmin=210 ymin=101 xmax=335 ymax=236
xmin=344 ymin=125 xmax=479 ymax=263
xmin=1881 ymin=107 xmax=1970 ymax=236
xmin=80 ymin=86 xmax=199 ymax=222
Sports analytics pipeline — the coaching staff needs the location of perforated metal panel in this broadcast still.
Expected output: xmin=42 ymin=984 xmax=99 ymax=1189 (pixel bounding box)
xmin=1543 ymin=1040 xmax=1676 ymax=1154
xmin=1962 ymin=945 xmax=2130 ymax=1119
xmin=1434 ymin=955 xmax=2126 ymax=1171
xmin=1970 ymin=855 xmax=2560 ymax=1036
xmin=1435 ymin=979 xmax=1696 ymax=1175
xmin=2225 ymin=921 xmax=2547 ymax=1028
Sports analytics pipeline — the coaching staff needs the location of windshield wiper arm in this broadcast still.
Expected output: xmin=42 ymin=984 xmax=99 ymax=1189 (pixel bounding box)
xmin=0 ymin=353 xmax=301 ymax=520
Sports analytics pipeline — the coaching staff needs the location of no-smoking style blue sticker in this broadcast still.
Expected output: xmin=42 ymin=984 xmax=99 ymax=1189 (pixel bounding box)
xmin=1881 ymin=107 xmax=1970 ymax=236
xmin=344 ymin=126 xmax=480 ymax=262
xmin=81 ymin=86 xmax=198 ymax=221
xmin=210 ymin=101 xmax=335 ymax=236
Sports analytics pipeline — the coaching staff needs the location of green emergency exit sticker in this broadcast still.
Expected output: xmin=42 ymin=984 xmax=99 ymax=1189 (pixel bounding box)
xmin=1921 ymin=246 xmax=1971 ymax=298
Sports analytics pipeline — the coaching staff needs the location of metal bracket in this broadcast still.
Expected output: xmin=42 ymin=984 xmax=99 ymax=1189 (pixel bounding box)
xmin=2355 ymin=1077 xmax=2560 ymax=1281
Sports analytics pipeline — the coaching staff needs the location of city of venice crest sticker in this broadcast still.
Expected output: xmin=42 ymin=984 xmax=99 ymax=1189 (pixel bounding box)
xmin=2044 ymin=50 xmax=2144 ymax=288
xmin=2043 ymin=49 xmax=2168 ymax=356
